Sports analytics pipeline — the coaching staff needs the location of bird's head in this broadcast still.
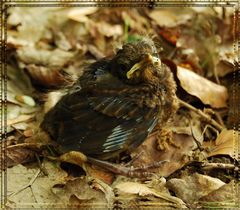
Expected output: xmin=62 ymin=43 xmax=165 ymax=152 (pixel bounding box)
xmin=110 ymin=37 xmax=163 ymax=85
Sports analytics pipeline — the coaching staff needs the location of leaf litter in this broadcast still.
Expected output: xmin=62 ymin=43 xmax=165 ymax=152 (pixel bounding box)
xmin=4 ymin=6 xmax=238 ymax=209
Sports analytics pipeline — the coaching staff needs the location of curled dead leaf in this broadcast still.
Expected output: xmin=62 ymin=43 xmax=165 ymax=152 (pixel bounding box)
xmin=177 ymin=66 xmax=228 ymax=108
xmin=204 ymin=129 xmax=235 ymax=158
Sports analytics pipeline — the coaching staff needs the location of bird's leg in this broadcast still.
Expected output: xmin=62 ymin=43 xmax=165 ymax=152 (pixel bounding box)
xmin=87 ymin=157 xmax=167 ymax=178
xmin=48 ymin=151 xmax=167 ymax=178
xmin=129 ymin=160 xmax=169 ymax=171
xmin=46 ymin=151 xmax=88 ymax=166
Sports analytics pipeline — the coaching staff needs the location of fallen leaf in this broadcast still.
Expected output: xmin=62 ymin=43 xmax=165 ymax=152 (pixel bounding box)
xmin=8 ymin=7 xmax=57 ymax=46
xmin=7 ymin=114 xmax=34 ymax=126
xmin=53 ymin=31 xmax=72 ymax=51
xmin=131 ymin=131 xmax=197 ymax=177
xmin=216 ymin=60 xmax=234 ymax=77
xmin=149 ymin=8 xmax=194 ymax=28
xmin=87 ymin=44 xmax=105 ymax=59
xmin=199 ymin=181 xmax=237 ymax=208
xmin=177 ymin=66 xmax=228 ymax=108
xmin=1 ymin=143 xmax=41 ymax=168
xmin=7 ymin=160 xmax=68 ymax=208
xmin=17 ymin=47 xmax=74 ymax=68
xmin=52 ymin=176 xmax=109 ymax=208
xmin=166 ymin=173 xmax=225 ymax=203
xmin=7 ymin=104 xmax=21 ymax=121
xmin=68 ymin=8 xmax=98 ymax=23
xmin=15 ymin=95 xmax=35 ymax=107
xmin=114 ymin=181 xmax=186 ymax=208
xmin=11 ymin=122 xmax=28 ymax=131
xmin=204 ymin=129 xmax=235 ymax=158
xmin=97 ymin=22 xmax=123 ymax=37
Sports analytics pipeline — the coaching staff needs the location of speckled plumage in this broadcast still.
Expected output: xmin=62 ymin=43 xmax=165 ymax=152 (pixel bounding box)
xmin=41 ymin=38 xmax=178 ymax=160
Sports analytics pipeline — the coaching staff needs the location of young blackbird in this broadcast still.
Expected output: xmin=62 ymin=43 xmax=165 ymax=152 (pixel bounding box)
xmin=41 ymin=37 xmax=178 ymax=175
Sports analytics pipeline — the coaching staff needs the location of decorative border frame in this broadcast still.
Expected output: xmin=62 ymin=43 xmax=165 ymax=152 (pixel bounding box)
xmin=0 ymin=1 xmax=239 ymax=208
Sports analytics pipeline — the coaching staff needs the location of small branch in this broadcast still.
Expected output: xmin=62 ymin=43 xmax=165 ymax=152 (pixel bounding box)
xmin=179 ymin=99 xmax=224 ymax=131
xmin=201 ymin=162 xmax=238 ymax=171
xmin=8 ymin=169 xmax=41 ymax=198
xmin=214 ymin=111 xmax=225 ymax=127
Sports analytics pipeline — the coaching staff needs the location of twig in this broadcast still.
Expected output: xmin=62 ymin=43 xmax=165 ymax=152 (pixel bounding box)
xmin=190 ymin=123 xmax=203 ymax=151
xmin=8 ymin=169 xmax=41 ymax=198
xmin=202 ymin=124 xmax=219 ymax=138
xmin=214 ymin=111 xmax=225 ymax=127
xmin=213 ymin=66 xmax=220 ymax=84
xmin=179 ymin=99 xmax=224 ymax=131
xmin=201 ymin=162 xmax=238 ymax=171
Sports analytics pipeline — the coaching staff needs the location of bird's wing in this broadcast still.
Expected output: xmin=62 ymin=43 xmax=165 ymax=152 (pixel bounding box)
xmin=43 ymin=90 xmax=158 ymax=157
xmin=42 ymin=61 xmax=159 ymax=158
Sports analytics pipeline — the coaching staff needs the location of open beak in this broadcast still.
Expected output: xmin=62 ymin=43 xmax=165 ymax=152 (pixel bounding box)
xmin=126 ymin=53 xmax=161 ymax=79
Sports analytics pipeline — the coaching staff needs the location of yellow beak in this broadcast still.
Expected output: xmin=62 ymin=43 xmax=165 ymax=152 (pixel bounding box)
xmin=126 ymin=54 xmax=160 ymax=79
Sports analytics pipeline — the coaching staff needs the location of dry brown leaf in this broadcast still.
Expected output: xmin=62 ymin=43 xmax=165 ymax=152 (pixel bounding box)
xmin=204 ymin=129 xmax=235 ymax=158
xmin=97 ymin=22 xmax=123 ymax=38
xmin=199 ymin=181 xmax=237 ymax=208
xmin=8 ymin=103 xmax=21 ymax=121
xmin=149 ymin=9 xmax=193 ymax=28
xmin=7 ymin=160 xmax=68 ymax=208
xmin=159 ymin=28 xmax=180 ymax=45
xmin=131 ymin=131 xmax=196 ymax=177
xmin=11 ymin=122 xmax=29 ymax=131
xmin=7 ymin=114 xmax=34 ymax=126
xmin=114 ymin=181 xmax=186 ymax=208
xmin=166 ymin=173 xmax=225 ymax=203
xmin=52 ymin=177 xmax=109 ymax=208
xmin=8 ymin=7 xmax=57 ymax=46
xmin=15 ymin=95 xmax=35 ymax=107
xmin=1 ymin=142 xmax=44 ymax=169
xmin=121 ymin=10 xmax=150 ymax=32
xmin=87 ymin=44 xmax=105 ymax=59
xmin=53 ymin=31 xmax=72 ymax=51
xmin=68 ymin=8 xmax=98 ymax=23
xmin=177 ymin=66 xmax=228 ymax=108
xmin=216 ymin=60 xmax=234 ymax=77
xmin=17 ymin=47 xmax=74 ymax=67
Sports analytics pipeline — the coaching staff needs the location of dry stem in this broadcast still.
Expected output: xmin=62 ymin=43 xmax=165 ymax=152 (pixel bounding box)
xmin=179 ymin=99 xmax=224 ymax=131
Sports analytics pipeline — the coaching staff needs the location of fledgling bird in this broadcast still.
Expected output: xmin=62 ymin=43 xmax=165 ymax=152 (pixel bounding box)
xmin=41 ymin=37 xmax=178 ymax=175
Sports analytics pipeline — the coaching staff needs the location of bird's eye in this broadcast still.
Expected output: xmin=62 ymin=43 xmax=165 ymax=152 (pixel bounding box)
xmin=119 ymin=64 xmax=128 ymax=72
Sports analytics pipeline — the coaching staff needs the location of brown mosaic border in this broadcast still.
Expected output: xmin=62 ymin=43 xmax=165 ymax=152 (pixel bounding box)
xmin=0 ymin=1 xmax=239 ymax=208
xmin=0 ymin=0 xmax=7 ymax=208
